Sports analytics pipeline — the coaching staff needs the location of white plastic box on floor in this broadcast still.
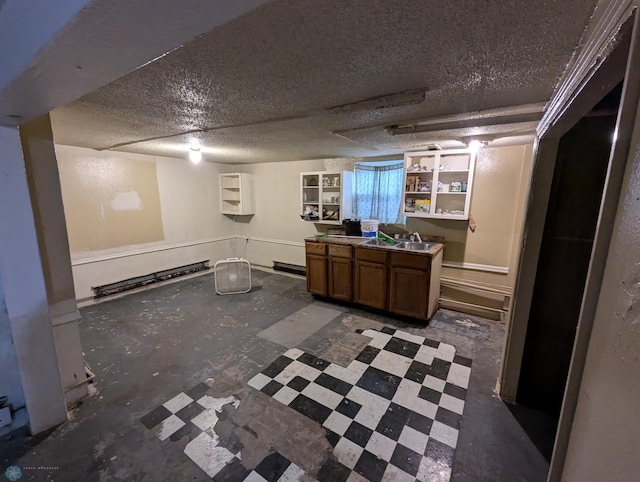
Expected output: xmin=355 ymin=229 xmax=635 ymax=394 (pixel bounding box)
xmin=214 ymin=258 xmax=251 ymax=294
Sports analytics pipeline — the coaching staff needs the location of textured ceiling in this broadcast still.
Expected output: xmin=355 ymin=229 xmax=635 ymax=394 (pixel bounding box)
xmin=51 ymin=0 xmax=597 ymax=163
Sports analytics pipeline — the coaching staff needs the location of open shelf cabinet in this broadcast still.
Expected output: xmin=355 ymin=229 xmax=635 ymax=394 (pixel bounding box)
xmin=220 ymin=173 xmax=255 ymax=215
xmin=300 ymin=171 xmax=353 ymax=224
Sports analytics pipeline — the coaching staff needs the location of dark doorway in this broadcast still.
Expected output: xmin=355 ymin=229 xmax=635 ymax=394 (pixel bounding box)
xmin=517 ymin=83 xmax=623 ymax=415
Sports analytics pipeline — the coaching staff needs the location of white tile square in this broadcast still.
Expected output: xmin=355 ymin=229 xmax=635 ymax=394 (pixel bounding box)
xmin=184 ymin=432 xmax=235 ymax=478
xmin=324 ymin=364 xmax=361 ymax=385
xmin=439 ymin=393 xmax=465 ymax=415
xmin=392 ymin=330 xmax=425 ymax=345
xmin=417 ymin=455 xmax=452 ymax=482
xmin=370 ymin=350 xmax=412 ymax=378
xmin=273 ymin=386 xmax=299 ymax=406
xmin=436 ymin=343 xmax=456 ymax=362
xmin=411 ymin=397 xmax=438 ymax=419
xmin=346 ymin=471 xmax=370 ymax=482
xmin=333 ymin=437 xmax=364 ymax=469
xmin=152 ymin=414 xmax=185 ymax=441
xmin=414 ymin=345 xmax=437 ymax=366
xmin=243 ymin=472 xmax=268 ymax=482
xmin=449 ymin=363 xmax=471 ymax=380
xmin=365 ymin=431 xmax=396 ymax=462
xmin=248 ymin=373 xmax=272 ymax=391
xmin=279 ymin=462 xmax=306 ymax=481
xmin=430 ymin=420 xmax=459 ymax=448
xmin=323 ymin=410 xmax=353 ymax=435
xmin=423 ymin=375 xmax=446 ymax=392
xmin=345 ymin=360 xmax=369 ymax=379
xmin=446 ymin=371 xmax=469 ymax=389
xmin=162 ymin=392 xmax=193 ymax=413
xmin=382 ymin=463 xmax=415 ymax=482
xmin=287 ymin=360 xmax=322 ymax=381
xmin=274 ymin=369 xmax=297 ymax=385
xmin=191 ymin=408 xmax=220 ymax=432
xmin=398 ymin=425 xmax=429 ymax=455
xmin=362 ymin=329 xmax=392 ymax=349
xmin=283 ymin=348 xmax=304 ymax=360
xmin=392 ymin=378 xmax=423 ymax=410
xmin=197 ymin=395 xmax=239 ymax=411
xmin=301 ymin=383 xmax=343 ymax=409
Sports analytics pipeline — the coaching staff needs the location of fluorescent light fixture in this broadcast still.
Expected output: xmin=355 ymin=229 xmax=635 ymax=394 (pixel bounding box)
xmin=189 ymin=147 xmax=202 ymax=163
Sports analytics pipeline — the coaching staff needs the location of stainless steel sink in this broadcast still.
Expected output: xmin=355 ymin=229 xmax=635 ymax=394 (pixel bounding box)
xmin=360 ymin=238 xmax=400 ymax=247
xmin=396 ymin=241 xmax=437 ymax=251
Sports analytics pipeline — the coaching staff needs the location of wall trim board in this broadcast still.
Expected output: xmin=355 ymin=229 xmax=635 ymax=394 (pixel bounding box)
xmin=441 ymin=261 xmax=509 ymax=274
xmin=246 ymin=236 xmax=306 ymax=248
xmin=70 ymin=236 xmax=235 ymax=266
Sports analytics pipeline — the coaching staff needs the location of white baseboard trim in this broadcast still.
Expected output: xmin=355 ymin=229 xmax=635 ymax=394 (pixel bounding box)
xmin=442 ymin=261 xmax=508 ymax=274
xmin=71 ymin=236 xmax=235 ymax=266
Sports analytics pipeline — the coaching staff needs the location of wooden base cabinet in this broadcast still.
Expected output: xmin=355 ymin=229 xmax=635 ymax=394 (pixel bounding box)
xmin=354 ymin=248 xmax=388 ymax=310
xmin=305 ymin=242 xmax=327 ymax=296
xmin=328 ymin=244 xmax=353 ymax=301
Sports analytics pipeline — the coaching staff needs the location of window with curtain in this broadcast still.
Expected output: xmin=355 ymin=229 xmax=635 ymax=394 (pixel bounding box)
xmin=353 ymin=160 xmax=404 ymax=224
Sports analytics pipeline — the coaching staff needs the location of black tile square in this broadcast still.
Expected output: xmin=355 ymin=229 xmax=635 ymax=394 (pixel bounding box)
xmin=354 ymin=449 xmax=388 ymax=482
xmin=344 ymin=421 xmax=374 ymax=448
xmin=175 ymin=401 xmax=205 ymax=423
xmin=213 ymin=458 xmax=251 ymax=482
xmin=168 ymin=421 xmax=200 ymax=442
xmin=404 ymin=360 xmax=431 ymax=384
xmin=315 ymin=373 xmax=352 ymax=396
xmin=453 ymin=355 xmax=473 ymax=367
xmin=423 ymin=338 xmax=440 ymax=348
xmin=262 ymin=355 xmax=294 ymax=378
xmin=424 ymin=437 xmax=455 ymax=465
xmin=356 ymin=345 xmax=380 ymax=364
xmin=407 ymin=411 xmax=434 ymax=435
xmin=289 ymin=394 xmax=332 ymax=424
xmin=375 ymin=403 xmax=411 ymax=441
xmin=287 ymin=376 xmax=311 ymax=392
xmin=384 ymin=337 xmax=420 ymax=359
xmin=435 ymin=406 xmax=462 ymax=430
xmin=140 ymin=405 xmax=171 ymax=429
xmin=418 ymin=386 xmax=442 ymax=405
xmin=355 ymin=329 xmax=364 ymax=334
xmin=325 ymin=430 xmax=340 ymax=447
xmin=184 ymin=382 xmax=210 ymax=401
xmin=425 ymin=358 xmax=451 ymax=380
xmin=356 ymin=366 xmax=402 ymax=400
xmin=381 ymin=327 xmax=396 ymax=335
xmin=444 ymin=382 xmax=467 ymax=400
xmin=390 ymin=443 xmax=422 ymax=476
xmin=317 ymin=458 xmax=351 ymax=482
xmin=261 ymin=380 xmax=284 ymax=396
xmin=298 ymin=352 xmax=331 ymax=371
xmin=336 ymin=398 xmax=362 ymax=419
xmin=254 ymin=451 xmax=291 ymax=482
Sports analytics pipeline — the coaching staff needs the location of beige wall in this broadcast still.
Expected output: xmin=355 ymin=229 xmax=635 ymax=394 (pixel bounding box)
xmin=55 ymin=145 xmax=237 ymax=300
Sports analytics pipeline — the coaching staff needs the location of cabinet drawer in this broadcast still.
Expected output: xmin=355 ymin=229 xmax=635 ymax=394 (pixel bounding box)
xmin=328 ymin=244 xmax=352 ymax=258
xmin=305 ymin=242 xmax=327 ymax=255
xmin=390 ymin=252 xmax=430 ymax=270
xmin=355 ymin=247 xmax=388 ymax=263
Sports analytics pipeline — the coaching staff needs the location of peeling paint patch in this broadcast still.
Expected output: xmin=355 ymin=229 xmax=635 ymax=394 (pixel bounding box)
xmin=110 ymin=190 xmax=143 ymax=211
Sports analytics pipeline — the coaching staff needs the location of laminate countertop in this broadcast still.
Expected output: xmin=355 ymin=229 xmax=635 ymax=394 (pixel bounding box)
xmin=304 ymin=235 xmax=444 ymax=256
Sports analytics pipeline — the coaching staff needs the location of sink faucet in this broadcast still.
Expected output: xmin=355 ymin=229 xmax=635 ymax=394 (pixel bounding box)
xmin=413 ymin=232 xmax=422 ymax=243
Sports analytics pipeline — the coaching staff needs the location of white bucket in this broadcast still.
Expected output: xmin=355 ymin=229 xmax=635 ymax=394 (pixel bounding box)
xmin=361 ymin=219 xmax=379 ymax=238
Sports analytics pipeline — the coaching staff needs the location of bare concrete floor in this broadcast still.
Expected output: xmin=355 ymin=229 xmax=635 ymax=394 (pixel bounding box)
xmin=1 ymin=269 xmax=556 ymax=481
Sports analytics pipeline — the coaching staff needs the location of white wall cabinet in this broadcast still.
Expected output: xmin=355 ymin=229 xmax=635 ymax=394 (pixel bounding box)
xmin=300 ymin=171 xmax=353 ymax=224
xmin=220 ymin=173 xmax=255 ymax=215
xmin=401 ymin=149 xmax=476 ymax=220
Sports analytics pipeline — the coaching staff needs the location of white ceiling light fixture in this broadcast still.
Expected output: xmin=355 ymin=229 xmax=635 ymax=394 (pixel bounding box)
xmin=189 ymin=147 xmax=202 ymax=164
xmin=468 ymin=140 xmax=487 ymax=153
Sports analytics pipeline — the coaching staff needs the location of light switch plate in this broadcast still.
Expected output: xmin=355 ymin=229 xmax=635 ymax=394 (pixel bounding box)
xmin=0 ymin=406 xmax=11 ymax=428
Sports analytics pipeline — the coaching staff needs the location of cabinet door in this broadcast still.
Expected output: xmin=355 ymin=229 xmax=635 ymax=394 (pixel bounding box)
xmin=328 ymin=256 xmax=353 ymax=301
xmin=389 ymin=265 xmax=430 ymax=319
xmin=354 ymin=260 xmax=387 ymax=309
xmin=306 ymin=254 xmax=327 ymax=296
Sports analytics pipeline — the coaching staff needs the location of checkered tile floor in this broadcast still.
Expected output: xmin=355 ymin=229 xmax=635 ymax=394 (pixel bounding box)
xmin=140 ymin=327 xmax=471 ymax=481
xmin=248 ymin=327 xmax=472 ymax=482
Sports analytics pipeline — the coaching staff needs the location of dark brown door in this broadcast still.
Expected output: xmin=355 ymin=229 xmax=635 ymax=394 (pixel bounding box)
xmin=306 ymin=254 xmax=327 ymax=296
xmin=389 ymin=265 xmax=429 ymax=319
xmin=354 ymin=260 xmax=387 ymax=309
xmin=328 ymin=256 xmax=353 ymax=301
